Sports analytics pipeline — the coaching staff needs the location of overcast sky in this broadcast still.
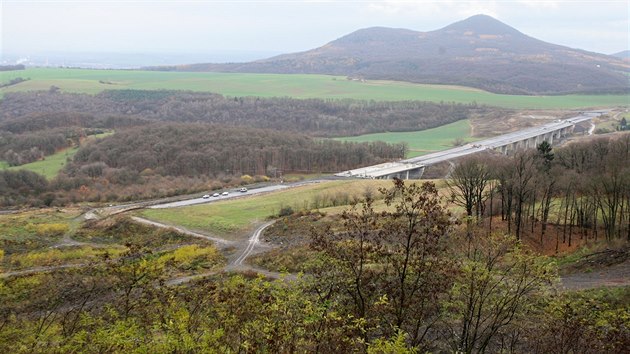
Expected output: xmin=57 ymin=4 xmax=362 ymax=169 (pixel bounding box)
xmin=2 ymin=0 xmax=629 ymax=60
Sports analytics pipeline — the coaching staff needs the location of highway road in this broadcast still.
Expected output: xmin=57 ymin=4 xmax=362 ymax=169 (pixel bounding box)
xmin=149 ymin=185 xmax=289 ymax=209
xmin=97 ymin=111 xmax=607 ymax=213
xmin=406 ymin=111 xmax=601 ymax=165
xmin=337 ymin=110 xmax=605 ymax=179
xmin=148 ymin=180 xmax=322 ymax=209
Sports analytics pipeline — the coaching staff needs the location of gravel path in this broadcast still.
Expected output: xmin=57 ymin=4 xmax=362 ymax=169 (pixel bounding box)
xmin=130 ymin=216 xmax=235 ymax=248
xmin=127 ymin=217 xmax=289 ymax=285
xmin=560 ymin=260 xmax=630 ymax=291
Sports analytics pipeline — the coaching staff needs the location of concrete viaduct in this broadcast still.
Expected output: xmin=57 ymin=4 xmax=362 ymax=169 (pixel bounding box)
xmin=336 ymin=111 xmax=605 ymax=180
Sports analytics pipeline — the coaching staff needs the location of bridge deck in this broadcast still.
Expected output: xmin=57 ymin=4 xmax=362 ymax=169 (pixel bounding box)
xmin=336 ymin=111 xmax=603 ymax=179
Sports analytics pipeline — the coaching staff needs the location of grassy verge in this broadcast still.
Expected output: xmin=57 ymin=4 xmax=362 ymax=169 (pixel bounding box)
xmin=335 ymin=119 xmax=479 ymax=158
xmin=140 ymin=179 xmax=450 ymax=238
xmin=6 ymin=245 xmax=125 ymax=270
xmin=2 ymin=68 xmax=629 ymax=109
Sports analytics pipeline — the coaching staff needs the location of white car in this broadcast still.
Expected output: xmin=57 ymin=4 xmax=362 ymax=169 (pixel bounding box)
xmin=202 ymin=194 xmax=210 ymax=199
xmin=222 ymin=191 xmax=229 ymax=196
xmin=212 ymin=193 xmax=220 ymax=197
xmin=239 ymin=187 xmax=248 ymax=193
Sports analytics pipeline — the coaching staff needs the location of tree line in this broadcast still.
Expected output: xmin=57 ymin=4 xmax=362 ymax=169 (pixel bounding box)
xmin=448 ymin=133 xmax=630 ymax=249
xmin=0 ymin=128 xmax=76 ymax=166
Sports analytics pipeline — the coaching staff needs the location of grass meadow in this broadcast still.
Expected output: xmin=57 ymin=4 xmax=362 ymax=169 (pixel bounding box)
xmin=335 ymin=119 xmax=479 ymax=157
xmin=140 ymin=180 xmax=398 ymax=237
xmin=140 ymin=179 xmax=451 ymax=238
xmin=2 ymin=68 xmax=629 ymax=109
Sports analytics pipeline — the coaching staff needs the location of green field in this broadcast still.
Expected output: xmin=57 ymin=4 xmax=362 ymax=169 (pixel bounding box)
xmin=3 ymin=147 xmax=78 ymax=179
xmin=2 ymin=68 xmax=629 ymax=109
xmin=140 ymin=180 xmax=396 ymax=237
xmin=1 ymin=131 xmax=113 ymax=179
xmin=336 ymin=120 xmax=479 ymax=158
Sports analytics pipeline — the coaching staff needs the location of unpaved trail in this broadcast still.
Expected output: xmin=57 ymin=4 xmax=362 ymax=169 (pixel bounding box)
xmin=128 ymin=217 xmax=289 ymax=285
xmin=130 ymin=216 xmax=235 ymax=248
xmin=224 ymin=221 xmax=296 ymax=281
xmin=165 ymin=220 xmax=295 ymax=285
xmin=231 ymin=221 xmax=274 ymax=266
xmin=560 ymin=260 xmax=630 ymax=291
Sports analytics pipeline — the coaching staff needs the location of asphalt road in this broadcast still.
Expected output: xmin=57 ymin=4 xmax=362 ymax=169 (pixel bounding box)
xmin=338 ymin=110 xmax=606 ymax=178
xmin=147 ymin=180 xmax=323 ymax=209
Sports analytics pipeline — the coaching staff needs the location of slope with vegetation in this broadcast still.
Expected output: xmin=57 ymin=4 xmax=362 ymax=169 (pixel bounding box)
xmin=0 ymin=89 xmax=495 ymax=207
xmin=171 ymin=15 xmax=630 ymax=95
xmin=1 ymin=163 xmax=628 ymax=352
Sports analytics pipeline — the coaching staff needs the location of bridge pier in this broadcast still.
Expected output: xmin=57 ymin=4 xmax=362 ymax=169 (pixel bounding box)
xmin=378 ymin=166 xmax=425 ymax=180
xmin=545 ymin=132 xmax=553 ymax=145
xmin=525 ymin=136 xmax=537 ymax=149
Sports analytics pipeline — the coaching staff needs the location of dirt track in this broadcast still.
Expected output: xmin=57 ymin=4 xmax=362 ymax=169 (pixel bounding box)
xmin=560 ymin=260 xmax=630 ymax=290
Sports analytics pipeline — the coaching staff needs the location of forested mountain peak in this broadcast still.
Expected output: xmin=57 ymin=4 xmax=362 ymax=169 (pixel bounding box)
xmin=169 ymin=15 xmax=630 ymax=95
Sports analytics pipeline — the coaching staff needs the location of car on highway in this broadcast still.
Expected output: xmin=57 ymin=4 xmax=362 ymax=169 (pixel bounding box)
xmin=212 ymin=193 xmax=220 ymax=197
xmin=202 ymin=194 xmax=210 ymax=199
xmin=239 ymin=187 xmax=248 ymax=193
xmin=222 ymin=191 xmax=229 ymax=196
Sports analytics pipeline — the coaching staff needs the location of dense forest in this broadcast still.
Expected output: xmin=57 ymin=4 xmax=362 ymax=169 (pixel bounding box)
xmin=0 ymin=127 xmax=91 ymax=166
xmin=0 ymin=90 xmax=494 ymax=137
xmin=0 ymin=98 xmax=628 ymax=351
xmin=0 ymin=123 xmax=404 ymax=207
xmin=68 ymin=123 xmax=403 ymax=177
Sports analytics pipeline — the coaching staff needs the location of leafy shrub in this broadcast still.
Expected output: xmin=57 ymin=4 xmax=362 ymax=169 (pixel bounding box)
xmin=30 ymin=223 xmax=69 ymax=237
xmin=165 ymin=245 xmax=222 ymax=271
xmin=278 ymin=206 xmax=294 ymax=217
xmin=240 ymin=174 xmax=253 ymax=184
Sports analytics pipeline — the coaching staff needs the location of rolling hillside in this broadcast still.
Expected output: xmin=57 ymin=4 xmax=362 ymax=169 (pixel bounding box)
xmin=171 ymin=15 xmax=630 ymax=95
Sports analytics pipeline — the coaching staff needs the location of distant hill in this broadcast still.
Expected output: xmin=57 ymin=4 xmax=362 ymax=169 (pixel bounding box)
xmin=612 ymin=50 xmax=630 ymax=59
xmin=166 ymin=15 xmax=630 ymax=95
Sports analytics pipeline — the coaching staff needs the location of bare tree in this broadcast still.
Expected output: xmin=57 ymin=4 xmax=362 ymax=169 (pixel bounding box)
xmin=447 ymin=155 xmax=490 ymax=220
